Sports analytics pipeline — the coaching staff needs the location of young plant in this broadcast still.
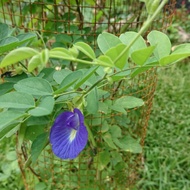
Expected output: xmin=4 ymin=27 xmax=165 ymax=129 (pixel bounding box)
xmin=0 ymin=0 xmax=190 ymax=188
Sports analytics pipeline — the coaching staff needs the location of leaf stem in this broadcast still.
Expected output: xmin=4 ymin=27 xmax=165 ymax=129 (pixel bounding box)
xmin=113 ymin=0 xmax=168 ymax=65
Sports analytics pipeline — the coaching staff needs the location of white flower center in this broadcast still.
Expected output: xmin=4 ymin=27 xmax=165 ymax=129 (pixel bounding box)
xmin=69 ymin=129 xmax=77 ymax=142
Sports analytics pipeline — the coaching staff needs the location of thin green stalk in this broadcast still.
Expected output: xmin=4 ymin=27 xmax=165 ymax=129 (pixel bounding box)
xmin=113 ymin=0 xmax=168 ymax=65
xmin=18 ymin=61 xmax=36 ymax=77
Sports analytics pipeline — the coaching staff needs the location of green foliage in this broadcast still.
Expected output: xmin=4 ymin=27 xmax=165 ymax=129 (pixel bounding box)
xmin=0 ymin=2 xmax=190 ymax=188
xmin=0 ymin=23 xmax=37 ymax=55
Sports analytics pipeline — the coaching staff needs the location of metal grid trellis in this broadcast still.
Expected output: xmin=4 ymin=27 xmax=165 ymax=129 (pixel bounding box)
xmin=0 ymin=0 xmax=176 ymax=189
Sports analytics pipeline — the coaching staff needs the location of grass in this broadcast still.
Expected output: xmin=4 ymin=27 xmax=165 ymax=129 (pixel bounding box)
xmin=137 ymin=62 xmax=190 ymax=189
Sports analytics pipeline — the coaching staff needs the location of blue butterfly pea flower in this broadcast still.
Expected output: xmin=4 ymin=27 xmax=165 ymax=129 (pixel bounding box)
xmin=50 ymin=108 xmax=88 ymax=159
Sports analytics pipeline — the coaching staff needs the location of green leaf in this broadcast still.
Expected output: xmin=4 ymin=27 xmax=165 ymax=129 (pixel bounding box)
xmin=131 ymin=46 xmax=156 ymax=66
xmin=25 ymin=125 xmax=47 ymax=141
xmin=0 ymin=83 xmax=14 ymax=96
xmin=0 ymin=36 xmax=19 ymax=54
xmin=0 ymin=91 xmax=35 ymax=109
xmin=97 ymin=151 xmax=110 ymax=170
xmin=159 ymin=43 xmax=190 ymax=65
xmin=16 ymin=32 xmax=37 ymax=46
xmin=97 ymin=32 xmax=121 ymax=53
xmin=86 ymin=87 xmax=98 ymax=114
xmin=0 ymin=23 xmax=9 ymax=40
xmin=111 ymin=96 xmax=144 ymax=113
xmin=74 ymin=66 xmax=98 ymax=89
xmin=0 ymin=110 xmax=25 ymax=140
xmin=49 ymin=47 xmax=74 ymax=60
xmin=113 ymin=136 xmax=142 ymax=153
xmin=110 ymin=151 xmax=123 ymax=166
xmin=103 ymin=133 xmax=118 ymax=150
xmin=28 ymin=96 xmax=55 ymax=116
xmin=28 ymin=49 xmax=49 ymax=72
xmin=147 ymin=30 xmax=171 ymax=60
xmin=26 ymin=116 xmax=50 ymax=126
xmin=119 ymin=31 xmax=146 ymax=55
xmin=60 ymin=71 xmax=82 ymax=89
xmin=74 ymin=42 xmax=95 ymax=59
xmin=0 ymin=47 xmax=39 ymax=68
xmin=109 ymin=125 xmax=122 ymax=138
xmin=53 ymin=69 xmax=72 ymax=84
xmin=95 ymin=55 xmax=114 ymax=67
xmin=105 ymin=43 xmax=128 ymax=69
xmin=31 ymin=132 xmax=49 ymax=163
xmin=14 ymin=77 xmax=53 ymax=96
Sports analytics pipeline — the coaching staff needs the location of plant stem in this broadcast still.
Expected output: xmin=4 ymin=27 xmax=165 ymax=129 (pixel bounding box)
xmin=113 ymin=0 xmax=168 ymax=65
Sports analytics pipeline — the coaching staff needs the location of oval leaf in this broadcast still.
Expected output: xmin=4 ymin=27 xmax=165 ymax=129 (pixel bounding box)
xmin=147 ymin=30 xmax=171 ymax=60
xmin=97 ymin=32 xmax=121 ymax=53
xmin=131 ymin=46 xmax=156 ymax=66
xmin=74 ymin=42 xmax=95 ymax=59
xmin=0 ymin=47 xmax=39 ymax=68
xmin=0 ymin=91 xmax=35 ymax=109
xmin=14 ymin=77 xmax=53 ymax=96
xmin=105 ymin=43 xmax=128 ymax=69
xmin=119 ymin=31 xmax=146 ymax=55
xmin=28 ymin=96 xmax=55 ymax=116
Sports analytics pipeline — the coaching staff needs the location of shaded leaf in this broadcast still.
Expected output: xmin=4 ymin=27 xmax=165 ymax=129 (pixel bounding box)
xmin=14 ymin=77 xmax=53 ymax=96
xmin=86 ymin=87 xmax=98 ymax=114
xmin=0 ymin=91 xmax=35 ymax=109
xmin=103 ymin=133 xmax=118 ymax=149
xmin=31 ymin=132 xmax=49 ymax=163
xmin=53 ymin=69 xmax=72 ymax=84
xmin=113 ymin=136 xmax=142 ymax=153
xmin=97 ymin=151 xmax=110 ymax=170
xmin=74 ymin=66 xmax=98 ymax=89
xmin=28 ymin=96 xmax=55 ymax=116
xmin=0 ymin=36 xmax=19 ymax=54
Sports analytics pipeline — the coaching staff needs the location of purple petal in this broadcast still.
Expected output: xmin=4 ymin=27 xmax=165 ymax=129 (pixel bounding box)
xmin=50 ymin=108 xmax=88 ymax=159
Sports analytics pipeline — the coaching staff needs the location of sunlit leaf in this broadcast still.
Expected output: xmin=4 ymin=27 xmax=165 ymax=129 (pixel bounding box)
xmin=147 ymin=30 xmax=171 ymax=60
xmin=131 ymin=46 xmax=156 ymax=66
xmin=105 ymin=43 xmax=128 ymax=69
xmin=95 ymin=55 xmax=114 ymax=67
xmin=97 ymin=32 xmax=121 ymax=53
xmin=74 ymin=42 xmax=95 ymax=59
xmin=0 ymin=47 xmax=38 ymax=68
xmin=119 ymin=31 xmax=146 ymax=55
xmin=159 ymin=43 xmax=190 ymax=65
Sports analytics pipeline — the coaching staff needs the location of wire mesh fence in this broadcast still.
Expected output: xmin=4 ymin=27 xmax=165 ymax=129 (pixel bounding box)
xmin=0 ymin=0 xmax=176 ymax=189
